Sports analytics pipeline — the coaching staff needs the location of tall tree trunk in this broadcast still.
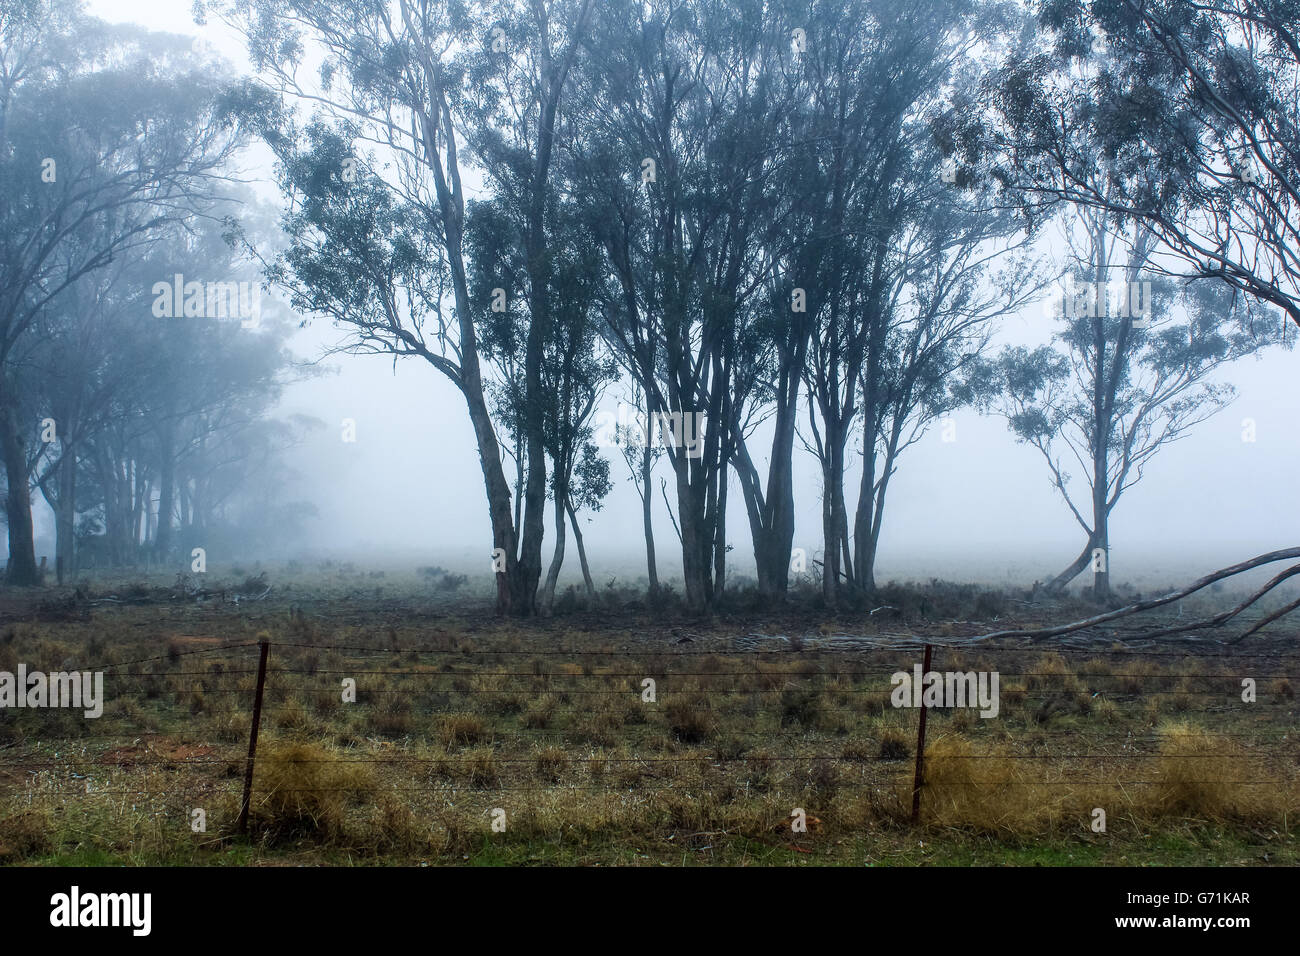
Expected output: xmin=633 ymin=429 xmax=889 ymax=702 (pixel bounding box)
xmin=1090 ymin=218 xmax=1113 ymax=600
xmin=821 ymin=429 xmax=854 ymax=606
xmin=853 ymin=409 xmax=904 ymax=599
xmin=676 ymin=462 xmax=712 ymax=612
xmin=515 ymin=15 xmax=588 ymax=619
xmin=640 ymin=438 xmax=659 ymax=595
xmin=734 ymin=368 xmax=801 ymax=602
xmin=133 ymin=473 xmax=149 ymax=562
xmin=146 ymin=481 xmax=158 ymax=556
xmin=117 ymin=461 xmax=132 ymax=565
xmin=0 ymin=387 xmax=38 ymax=586
xmin=735 ymin=433 xmax=794 ymax=601
xmin=179 ymin=481 xmax=192 ymax=539
xmin=837 ymin=483 xmax=853 ymax=586
xmin=820 ymin=449 xmax=840 ymax=605
xmin=55 ymin=448 xmax=75 ymax=584
xmin=409 ymin=67 xmax=530 ymax=616
xmin=766 ymin=401 xmax=798 ymax=601
xmin=513 ymin=435 xmax=524 ymax=536
xmin=191 ymin=472 xmax=205 ymax=533
xmin=712 ymin=454 xmax=727 ymax=599
xmin=154 ymin=421 xmax=175 ymax=562
xmin=853 ymin=400 xmax=879 ymax=595
xmin=97 ymin=449 xmax=123 ymax=567
xmin=1092 ymin=489 xmax=1110 ymax=599
xmin=461 ymin=384 xmax=521 ymax=616
xmin=517 ymin=351 xmax=547 ymax=614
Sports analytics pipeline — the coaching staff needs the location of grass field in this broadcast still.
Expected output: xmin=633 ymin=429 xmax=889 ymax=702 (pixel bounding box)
xmin=1 ymin=564 xmax=1296 ymax=866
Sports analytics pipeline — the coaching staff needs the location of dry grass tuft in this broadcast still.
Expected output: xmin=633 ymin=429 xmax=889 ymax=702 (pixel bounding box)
xmin=439 ymin=713 xmax=488 ymax=747
xmin=0 ymin=808 xmax=53 ymax=861
xmin=877 ymin=727 xmax=910 ymax=761
xmin=665 ymin=694 xmax=714 ymax=742
xmin=1148 ymin=722 xmax=1248 ymax=820
xmin=914 ymin=733 xmax=1065 ymax=834
xmin=251 ymin=741 xmax=377 ymax=843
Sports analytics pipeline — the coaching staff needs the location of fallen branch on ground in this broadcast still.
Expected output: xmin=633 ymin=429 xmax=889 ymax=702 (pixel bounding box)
xmin=741 ymin=547 xmax=1300 ymax=651
xmin=948 ymin=547 xmax=1300 ymax=646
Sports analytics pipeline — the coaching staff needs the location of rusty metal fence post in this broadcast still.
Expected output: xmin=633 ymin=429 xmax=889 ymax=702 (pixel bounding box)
xmin=237 ymin=639 xmax=271 ymax=835
xmin=910 ymin=643 xmax=933 ymax=825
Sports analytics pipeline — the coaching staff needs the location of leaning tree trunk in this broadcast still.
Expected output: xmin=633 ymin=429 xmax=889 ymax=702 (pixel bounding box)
xmin=1045 ymin=537 xmax=1096 ymax=594
xmin=565 ymin=496 xmax=597 ymax=602
xmin=415 ymin=74 xmax=533 ymax=617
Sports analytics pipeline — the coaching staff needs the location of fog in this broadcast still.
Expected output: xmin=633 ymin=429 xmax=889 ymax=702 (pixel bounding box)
xmin=41 ymin=0 xmax=1298 ymax=591
xmin=267 ymin=306 xmax=1298 ymax=587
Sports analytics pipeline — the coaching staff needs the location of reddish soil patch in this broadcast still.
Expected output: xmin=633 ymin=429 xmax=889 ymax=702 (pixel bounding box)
xmin=153 ymin=741 xmax=214 ymax=762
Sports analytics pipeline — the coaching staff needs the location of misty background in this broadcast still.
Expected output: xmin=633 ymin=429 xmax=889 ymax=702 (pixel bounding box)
xmin=30 ymin=0 xmax=1297 ymax=590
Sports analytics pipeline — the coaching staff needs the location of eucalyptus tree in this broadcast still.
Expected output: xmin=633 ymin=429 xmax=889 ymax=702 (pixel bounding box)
xmin=29 ymin=251 xmax=138 ymax=581
xmin=978 ymin=0 xmax=1296 ymax=596
xmin=848 ymin=169 xmax=1039 ymax=596
xmin=456 ymin=0 xmax=597 ymax=612
xmin=0 ymin=1 xmax=244 ymax=583
xmin=211 ymin=0 xmax=596 ymax=613
xmin=50 ymin=213 xmax=294 ymax=571
xmin=782 ymin=0 xmax=1012 ymax=603
xmin=611 ymin=379 xmax=664 ymax=594
xmin=969 ymin=205 xmax=1284 ymax=598
xmin=466 ymin=195 xmax=616 ymax=612
xmin=989 ymin=0 xmax=1300 ymax=331
xmin=569 ymin=0 xmax=791 ymax=609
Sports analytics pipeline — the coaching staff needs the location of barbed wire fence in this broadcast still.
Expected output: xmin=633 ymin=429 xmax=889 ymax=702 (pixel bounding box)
xmin=2 ymin=630 xmax=1295 ymax=853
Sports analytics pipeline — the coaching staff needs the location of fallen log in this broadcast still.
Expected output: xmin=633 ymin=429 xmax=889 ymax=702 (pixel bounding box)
xmin=952 ymin=547 xmax=1300 ymax=645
